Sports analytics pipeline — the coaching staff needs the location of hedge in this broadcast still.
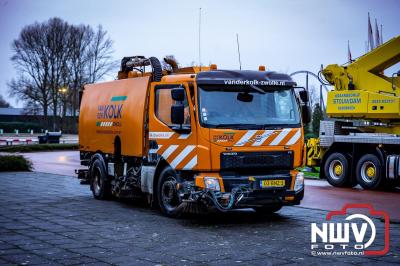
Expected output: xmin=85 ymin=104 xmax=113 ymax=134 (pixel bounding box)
xmin=0 ymin=155 xmax=32 ymax=171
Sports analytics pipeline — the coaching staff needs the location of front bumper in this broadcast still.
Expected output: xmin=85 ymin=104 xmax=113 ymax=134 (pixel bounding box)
xmin=235 ymin=187 xmax=304 ymax=207
xmin=193 ymin=172 xmax=304 ymax=209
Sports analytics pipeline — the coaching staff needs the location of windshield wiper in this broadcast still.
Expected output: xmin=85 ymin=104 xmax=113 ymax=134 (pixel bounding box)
xmin=213 ymin=124 xmax=294 ymax=130
xmin=214 ymin=124 xmax=264 ymax=129
xmin=262 ymin=125 xmax=284 ymax=130
xmin=250 ymin=85 xmax=266 ymax=94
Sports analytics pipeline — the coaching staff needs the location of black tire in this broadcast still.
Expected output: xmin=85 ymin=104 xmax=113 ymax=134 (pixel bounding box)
xmin=253 ymin=205 xmax=282 ymax=214
xmin=157 ymin=167 xmax=183 ymax=218
xmin=356 ymin=154 xmax=383 ymax=190
xmin=324 ymin=152 xmax=352 ymax=187
xmin=90 ymin=157 xmax=111 ymax=200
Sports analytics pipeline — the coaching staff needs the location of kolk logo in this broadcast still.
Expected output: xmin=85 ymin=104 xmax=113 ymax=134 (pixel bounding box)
xmin=96 ymin=95 xmax=127 ymax=122
xmin=97 ymin=104 xmax=123 ymax=119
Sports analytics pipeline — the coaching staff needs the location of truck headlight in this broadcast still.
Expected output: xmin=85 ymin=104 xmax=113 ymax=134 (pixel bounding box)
xmin=294 ymin=172 xmax=304 ymax=192
xmin=204 ymin=177 xmax=221 ymax=191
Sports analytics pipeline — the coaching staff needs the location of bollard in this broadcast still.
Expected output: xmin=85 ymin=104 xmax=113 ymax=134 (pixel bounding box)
xmin=0 ymin=129 xmax=3 ymax=135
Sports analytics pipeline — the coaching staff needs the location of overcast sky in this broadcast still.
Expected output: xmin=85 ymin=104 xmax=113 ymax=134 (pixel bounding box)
xmin=0 ymin=0 xmax=399 ymax=107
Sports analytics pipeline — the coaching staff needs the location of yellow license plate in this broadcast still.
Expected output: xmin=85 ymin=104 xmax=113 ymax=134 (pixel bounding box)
xmin=260 ymin=179 xmax=285 ymax=188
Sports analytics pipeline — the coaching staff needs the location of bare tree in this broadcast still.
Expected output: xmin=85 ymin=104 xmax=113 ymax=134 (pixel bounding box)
xmin=46 ymin=18 xmax=72 ymax=130
xmin=67 ymin=24 xmax=92 ymax=127
xmin=308 ymin=84 xmax=320 ymax=109
xmin=86 ymin=25 xmax=117 ymax=84
xmin=9 ymin=18 xmax=116 ymax=132
xmin=10 ymin=21 xmax=51 ymax=125
xmin=66 ymin=24 xmax=117 ymax=132
xmin=0 ymin=94 xmax=11 ymax=108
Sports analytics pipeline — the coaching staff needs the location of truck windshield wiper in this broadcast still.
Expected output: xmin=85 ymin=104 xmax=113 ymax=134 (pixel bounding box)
xmin=214 ymin=124 xmax=264 ymax=129
xmin=250 ymin=85 xmax=266 ymax=94
xmin=262 ymin=125 xmax=284 ymax=130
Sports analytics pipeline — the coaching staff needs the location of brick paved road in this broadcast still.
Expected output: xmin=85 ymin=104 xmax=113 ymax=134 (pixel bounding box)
xmin=0 ymin=172 xmax=398 ymax=265
xmin=20 ymin=151 xmax=400 ymax=221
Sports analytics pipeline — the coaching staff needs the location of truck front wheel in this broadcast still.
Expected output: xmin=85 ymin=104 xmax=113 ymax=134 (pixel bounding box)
xmin=324 ymin=152 xmax=351 ymax=187
xmin=356 ymin=154 xmax=383 ymax=190
xmin=157 ymin=167 xmax=183 ymax=218
xmin=90 ymin=157 xmax=111 ymax=200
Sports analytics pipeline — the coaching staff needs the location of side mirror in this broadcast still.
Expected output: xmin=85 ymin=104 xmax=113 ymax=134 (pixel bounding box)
xmin=171 ymin=88 xmax=185 ymax=101
xmin=171 ymin=105 xmax=185 ymax=125
xmin=301 ymin=105 xmax=312 ymax=124
xmin=298 ymin=90 xmax=309 ymax=103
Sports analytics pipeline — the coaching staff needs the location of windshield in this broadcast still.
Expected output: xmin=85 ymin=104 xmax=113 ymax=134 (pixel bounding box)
xmin=198 ymin=85 xmax=300 ymax=129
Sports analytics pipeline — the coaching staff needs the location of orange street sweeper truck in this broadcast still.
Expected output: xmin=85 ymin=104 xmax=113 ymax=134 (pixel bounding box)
xmin=77 ymin=56 xmax=310 ymax=217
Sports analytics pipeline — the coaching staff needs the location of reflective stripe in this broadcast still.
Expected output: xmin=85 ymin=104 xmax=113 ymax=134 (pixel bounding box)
xmin=252 ymin=130 xmax=274 ymax=146
xmin=99 ymin=121 xmax=113 ymax=127
xmin=170 ymin=145 xmax=196 ymax=168
xmin=149 ymin=132 xmax=174 ymax=139
xmin=235 ymin=130 xmax=257 ymax=146
xmin=178 ymin=133 xmax=192 ymax=139
xmin=149 ymin=145 xmax=162 ymax=154
xmin=286 ymin=129 xmax=301 ymax=145
xmin=269 ymin=128 xmax=292 ymax=146
xmin=161 ymin=145 xmax=178 ymax=160
xmin=182 ymin=155 xmax=197 ymax=170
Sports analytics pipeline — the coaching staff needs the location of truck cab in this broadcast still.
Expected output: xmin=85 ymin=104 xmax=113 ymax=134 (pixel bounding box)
xmin=79 ymin=57 xmax=309 ymax=217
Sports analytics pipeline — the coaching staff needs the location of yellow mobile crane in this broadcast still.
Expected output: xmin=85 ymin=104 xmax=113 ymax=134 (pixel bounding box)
xmin=307 ymin=35 xmax=400 ymax=190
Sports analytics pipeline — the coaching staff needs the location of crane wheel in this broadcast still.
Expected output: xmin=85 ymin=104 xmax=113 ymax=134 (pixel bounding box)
xmin=324 ymin=152 xmax=351 ymax=187
xmin=356 ymin=154 xmax=383 ymax=190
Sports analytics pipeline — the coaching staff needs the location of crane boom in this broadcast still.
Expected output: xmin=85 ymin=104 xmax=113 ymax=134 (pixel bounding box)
xmin=322 ymin=36 xmax=400 ymax=123
xmin=307 ymin=35 xmax=400 ymax=191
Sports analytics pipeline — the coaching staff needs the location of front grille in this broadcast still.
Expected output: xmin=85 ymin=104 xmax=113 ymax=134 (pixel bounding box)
xmin=220 ymin=151 xmax=293 ymax=170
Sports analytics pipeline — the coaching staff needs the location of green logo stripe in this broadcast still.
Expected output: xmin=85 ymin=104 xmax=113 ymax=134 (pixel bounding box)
xmin=111 ymin=96 xmax=127 ymax=102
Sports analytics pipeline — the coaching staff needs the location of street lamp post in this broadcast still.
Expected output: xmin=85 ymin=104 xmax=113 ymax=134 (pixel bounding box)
xmin=58 ymin=87 xmax=68 ymax=133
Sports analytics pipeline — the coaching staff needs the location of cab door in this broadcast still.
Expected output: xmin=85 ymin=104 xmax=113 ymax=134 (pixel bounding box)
xmin=148 ymin=82 xmax=198 ymax=170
